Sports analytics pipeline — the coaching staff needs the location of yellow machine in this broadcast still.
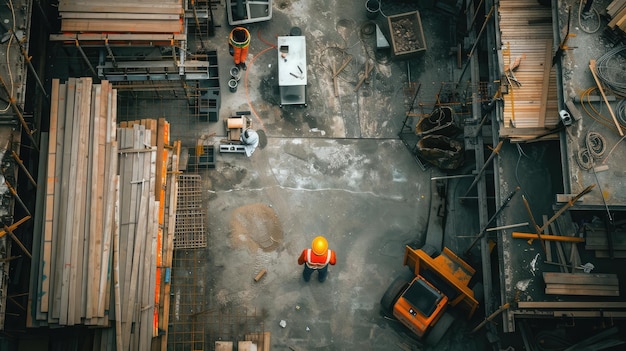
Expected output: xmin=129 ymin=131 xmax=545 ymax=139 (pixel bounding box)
xmin=381 ymin=246 xmax=481 ymax=345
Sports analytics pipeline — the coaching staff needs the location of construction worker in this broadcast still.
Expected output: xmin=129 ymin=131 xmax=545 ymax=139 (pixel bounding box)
xmin=229 ymin=27 xmax=250 ymax=70
xmin=298 ymin=236 xmax=336 ymax=282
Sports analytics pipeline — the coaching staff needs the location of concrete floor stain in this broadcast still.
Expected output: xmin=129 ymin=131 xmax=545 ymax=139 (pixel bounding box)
xmin=230 ymin=203 xmax=284 ymax=252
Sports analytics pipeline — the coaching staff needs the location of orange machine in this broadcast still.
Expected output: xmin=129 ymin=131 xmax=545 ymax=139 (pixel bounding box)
xmin=381 ymin=246 xmax=480 ymax=345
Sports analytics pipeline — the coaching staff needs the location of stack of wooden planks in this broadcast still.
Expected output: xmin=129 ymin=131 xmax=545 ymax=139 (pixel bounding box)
xmin=57 ymin=0 xmax=183 ymax=34
xmin=497 ymin=0 xmax=560 ymax=141
xmin=543 ymin=272 xmax=620 ymax=296
xmin=584 ymin=228 xmax=626 ymax=258
xmin=607 ymin=0 xmax=626 ymax=36
xmin=28 ymin=77 xmax=181 ymax=351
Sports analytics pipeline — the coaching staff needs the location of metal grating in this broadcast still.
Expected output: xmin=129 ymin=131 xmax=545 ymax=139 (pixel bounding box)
xmin=168 ymin=249 xmax=206 ymax=351
xmin=204 ymin=307 xmax=266 ymax=349
xmin=174 ymin=174 xmax=207 ymax=249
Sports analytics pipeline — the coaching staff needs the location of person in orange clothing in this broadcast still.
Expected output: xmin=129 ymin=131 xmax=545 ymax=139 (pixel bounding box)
xmin=298 ymin=236 xmax=337 ymax=282
xmin=229 ymin=27 xmax=250 ymax=70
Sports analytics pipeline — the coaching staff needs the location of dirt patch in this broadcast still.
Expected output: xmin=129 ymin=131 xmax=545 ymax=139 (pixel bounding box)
xmin=230 ymin=203 xmax=283 ymax=252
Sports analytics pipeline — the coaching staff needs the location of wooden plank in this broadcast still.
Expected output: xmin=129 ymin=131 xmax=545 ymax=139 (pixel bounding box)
xmin=554 ymin=212 xmax=578 ymax=271
xmin=76 ymin=77 xmax=93 ymax=322
xmin=117 ymin=127 xmax=133 ymax=347
xmin=91 ymin=81 xmax=106 ymax=318
xmin=61 ymin=19 xmax=183 ymax=34
xmin=542 ymin=272 xmax=619 ymax=285
xmin=545 ymin=287 xmax=619 ymax=296
xmin=41 ymin=79 xmax=60 ymax=315
xmin=50 ymin=81 xmax=68 ymax=323
xmin=159 ymin=141 xmax=180 ymax=351
xmin=84 ymin=83 xmax=99 ymax=320
xmin=585 ymin=243 xmax=626 ymax=250
xmin=65 ymin=76 xmax=82 ymax=325
xmin=113 ymin=174 xmax=123 ymax=351
xmin=61 ymin=12 xmax=181 ymax=20
xmin=556 ymin=194 xmax=585 ymax=203
xmin=518 ymin=301 xmax=626 ymax=309
xmin=549 ymin=214 xmax=568 ymax=273
xmin=538 ymin=40 xmax=552 ymax=127
xmin=546 ymin=283 xmax=619 ymax=291
xmin=156 ymin=118 xmax=165 ymax=201
xmin=94 ymin=83 xmax=107 ymax=318
xmin=59 ymin=78 xmax=78 ymax=325
xmin=29 ymin=132 xmax=49 ymax=326
xmin=97 ymin=82 xmax=116 ymax=320
xmin=607 ymin=0 xmax=626 ymax=17
xmin=594 ymin=250 xmax=626 ymax=258
xmin=542 ymin=215 xmax=552 ymax=262
xmin=58 ymin=1 xmax=184 ymax=15
xmin=608 ymin=6 xmax=626 ymax=28
xmin=123 ymin=125 xmax=149 ymax=350
xmin=141 ymin=133 xmax=157 ymax=348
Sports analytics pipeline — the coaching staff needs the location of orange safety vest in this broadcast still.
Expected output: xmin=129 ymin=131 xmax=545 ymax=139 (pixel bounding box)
xmin=305 ymin=249 xmax=333 ymax=269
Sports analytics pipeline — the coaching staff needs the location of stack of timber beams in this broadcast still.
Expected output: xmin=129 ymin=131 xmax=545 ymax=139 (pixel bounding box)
xmin=497 ymin=0 xmax=560 ymax=141
xmin=57 ymin=0 xmax=183 ymax=34
xmin=543 ymin=272 xmax=620 ymax=297
xmin=606 ymin=0 xmax=626 ymax=39
xmin=585 ymin=229 xmax=626 ymax=258
xmin=27 ymin=77 xmax=181 ymax=351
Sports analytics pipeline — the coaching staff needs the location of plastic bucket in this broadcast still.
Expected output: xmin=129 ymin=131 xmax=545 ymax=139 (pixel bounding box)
xmin=228 ymin=79 xmax=238 ymax=93
xmin=365 ymin=0 xmax=380 ymax=20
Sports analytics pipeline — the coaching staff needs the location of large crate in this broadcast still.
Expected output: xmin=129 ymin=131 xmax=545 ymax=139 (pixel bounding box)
xmin=387 ymin=11 xmax=427 ymax=59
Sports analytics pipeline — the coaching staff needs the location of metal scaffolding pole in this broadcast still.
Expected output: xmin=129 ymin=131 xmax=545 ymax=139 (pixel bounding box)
xmin=74 ymin=39 xmax=99 ymax=78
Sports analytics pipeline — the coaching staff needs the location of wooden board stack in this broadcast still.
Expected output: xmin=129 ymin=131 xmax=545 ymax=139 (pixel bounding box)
xmin=497 ymin=0 xmax=560 ymax=141
xmin=27 ymin=77 xmax=180 ymax=351
xmin=606 ymin=0 xmax=626 ymax=36
xmin=57 ymin=0 xmax=184 ymax=34
xmin=585 ymin=228 xmax=626 ymax=258
xmin=543 ymin=272 xmax=620 ymax=297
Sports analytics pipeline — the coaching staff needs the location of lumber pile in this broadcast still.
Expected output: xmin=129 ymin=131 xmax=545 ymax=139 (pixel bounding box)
xmin=497 ymin=0 xmax=560 ymax=140
xmin=28 ymin=77 xmax=181 ymax=351
xmin=584 ymin=228 xmax=626 ymax=258
xmin=543 ymin=272 xmax=620 ymax=296
xmin=57 ymin=0 xmax=183 ymax=34
xmin=606 ymin=0 xmax=626 ymax=40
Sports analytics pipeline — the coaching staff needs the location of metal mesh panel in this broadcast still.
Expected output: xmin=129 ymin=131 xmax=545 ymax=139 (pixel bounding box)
xmin=174 ymin=174 xmax=207 ymax=249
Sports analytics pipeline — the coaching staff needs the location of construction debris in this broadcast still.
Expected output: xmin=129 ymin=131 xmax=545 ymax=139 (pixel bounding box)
xmin=254 ymin=268 xmax=268 ymax=282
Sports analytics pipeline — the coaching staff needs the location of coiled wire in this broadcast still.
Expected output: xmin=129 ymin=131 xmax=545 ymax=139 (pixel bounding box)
xmin=595 ymin=46 xmax=626 ymax=97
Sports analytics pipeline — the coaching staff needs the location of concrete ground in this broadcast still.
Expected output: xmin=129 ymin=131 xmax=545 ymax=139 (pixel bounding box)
xmin=161 ymin=0 xmax=491 ymax=350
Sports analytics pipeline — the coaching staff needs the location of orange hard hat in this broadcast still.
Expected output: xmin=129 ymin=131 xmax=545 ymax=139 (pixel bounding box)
xmin=311 ymin=236 xmax=328 ymax=255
